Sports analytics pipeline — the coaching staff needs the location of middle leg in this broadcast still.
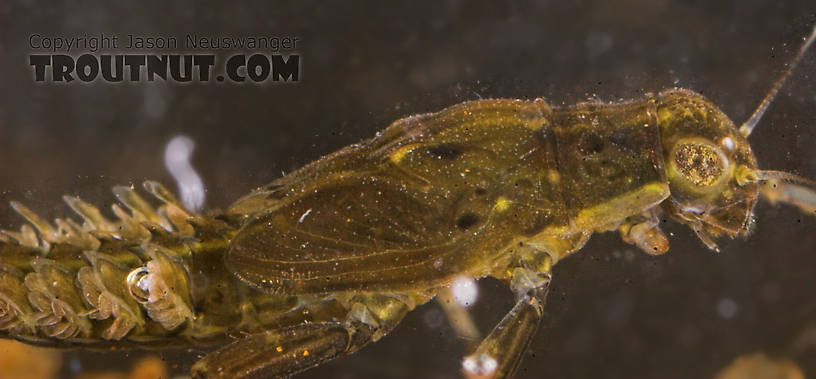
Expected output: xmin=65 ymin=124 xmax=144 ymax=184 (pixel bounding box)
xmin=463 ymin=266 xmax=551 ymax=379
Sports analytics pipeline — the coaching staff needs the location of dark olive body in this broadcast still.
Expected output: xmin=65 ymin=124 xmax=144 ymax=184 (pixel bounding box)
xmin=0 ymin=88 xmax=761 ymax=378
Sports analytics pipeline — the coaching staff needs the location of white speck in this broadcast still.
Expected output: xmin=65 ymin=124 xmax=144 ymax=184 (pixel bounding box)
xmin=716 ymin=298 xmax=738 ymax=319
xmin=462 ymin=353 xmax=498 ymax=374
xmin=433 ymin=258 xmax=444 ymax=269
xmin=462 ymin=357 xmax=479 ymax=373
xmin=721 ymin=136 xmax=735 ymax=151
xmin=136 ymin=274 xmax=152 ymax=293
xmin=164 ymin=135 xmax=205 ymax=212
xmin=298 ymin=208 xmax=313 ymax=224
xmin=681 ymin=206 xmax=704 ymax=215
xmin=482 ymin=355 xmax=498 ymax=372
xmin=451 ymin=276 xmax=478 ymax=307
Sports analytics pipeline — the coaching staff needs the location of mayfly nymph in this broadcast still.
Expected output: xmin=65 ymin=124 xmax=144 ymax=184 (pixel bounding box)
xmin=1 ymin=25 xmax=815 ymax=379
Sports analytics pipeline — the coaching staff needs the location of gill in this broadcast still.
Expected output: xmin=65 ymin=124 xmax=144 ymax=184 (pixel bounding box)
xmin=0 ymin=181 xmax=199 ymax=339
xmin=0 ymin=135 xmax=208 ymax=341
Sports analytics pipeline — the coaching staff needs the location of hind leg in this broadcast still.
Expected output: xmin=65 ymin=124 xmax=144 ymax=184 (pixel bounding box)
xmin=191 ymin=293 xmax=413 ymax=379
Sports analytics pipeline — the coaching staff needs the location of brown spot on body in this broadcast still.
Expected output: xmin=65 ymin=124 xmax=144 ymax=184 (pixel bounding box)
xmin=427 ymin=143 xmax=463 ymax=160
xmin=456 ymin=213 xmax=480 ymax=230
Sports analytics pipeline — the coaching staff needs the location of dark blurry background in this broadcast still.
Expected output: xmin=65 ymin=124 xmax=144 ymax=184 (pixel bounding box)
xmin=1 ymin=1 xmax=815 ymax=378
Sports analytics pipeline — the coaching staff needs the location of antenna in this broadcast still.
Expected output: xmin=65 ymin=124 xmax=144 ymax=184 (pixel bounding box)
xmin=738 ymin=23 xmax=816 ymax=137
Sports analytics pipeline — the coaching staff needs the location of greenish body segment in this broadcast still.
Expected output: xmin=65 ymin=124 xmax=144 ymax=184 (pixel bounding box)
xmin=227 ymin=94 xmax=672 ymax=294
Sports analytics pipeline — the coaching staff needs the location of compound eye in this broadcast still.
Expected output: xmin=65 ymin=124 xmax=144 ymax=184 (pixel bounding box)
xmin=671 ymin=140 xmax=728 ymax=190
